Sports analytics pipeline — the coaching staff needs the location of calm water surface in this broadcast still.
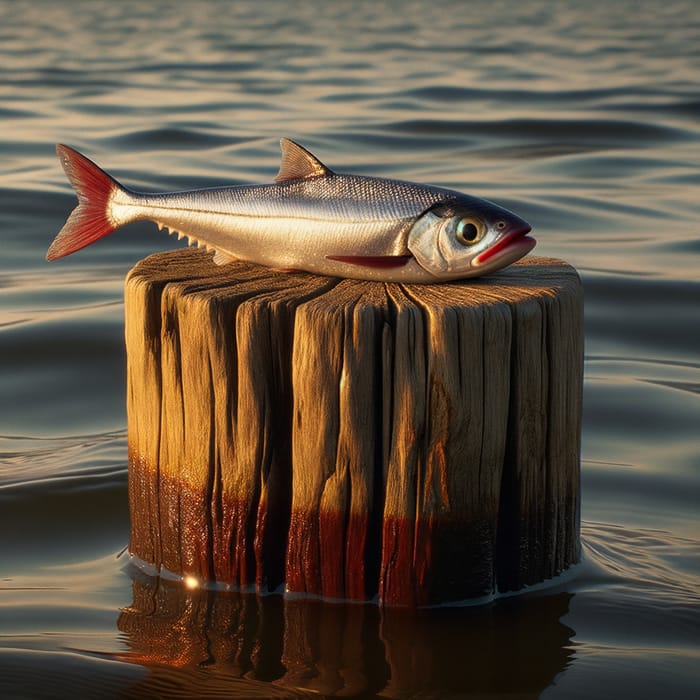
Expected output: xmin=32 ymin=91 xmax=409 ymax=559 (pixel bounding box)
xmin=1 ymin=1 xmax=698 ymax=698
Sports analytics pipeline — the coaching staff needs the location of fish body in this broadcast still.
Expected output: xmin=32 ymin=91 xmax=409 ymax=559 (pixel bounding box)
xmin=47 ymin=139 xmax=535 ymax=282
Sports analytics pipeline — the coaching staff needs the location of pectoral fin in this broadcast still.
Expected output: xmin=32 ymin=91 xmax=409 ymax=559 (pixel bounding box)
xmin=325 ymin=254 xmax=413 ymax=269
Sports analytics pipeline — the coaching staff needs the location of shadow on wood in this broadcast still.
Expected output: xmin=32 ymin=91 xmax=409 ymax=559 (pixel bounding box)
xmin=125 ymin=249 xmax=583 ymax=605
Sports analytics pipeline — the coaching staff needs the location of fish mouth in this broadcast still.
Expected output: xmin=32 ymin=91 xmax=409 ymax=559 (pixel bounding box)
xmin=474 ymin=225 xmax=535 ymax=267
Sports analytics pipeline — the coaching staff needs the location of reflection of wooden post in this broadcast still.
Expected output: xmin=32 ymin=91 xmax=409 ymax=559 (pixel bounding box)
xmin=126 ymin=249 xmax=583 ymax=605
xmin=117 ymin=576 xmax=574 ymax=696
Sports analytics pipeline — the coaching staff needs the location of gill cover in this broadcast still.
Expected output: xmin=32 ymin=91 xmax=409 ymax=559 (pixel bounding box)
xmin=407 ymin=207 xmax=487 ymax=276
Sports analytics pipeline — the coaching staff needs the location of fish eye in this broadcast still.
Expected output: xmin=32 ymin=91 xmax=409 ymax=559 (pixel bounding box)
xmin=456 ymin=218 xmax=484 ymax=246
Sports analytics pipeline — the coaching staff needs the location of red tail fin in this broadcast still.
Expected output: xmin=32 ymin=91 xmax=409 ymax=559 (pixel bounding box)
xmin=47 ymin=145 xmax=125 ymax=261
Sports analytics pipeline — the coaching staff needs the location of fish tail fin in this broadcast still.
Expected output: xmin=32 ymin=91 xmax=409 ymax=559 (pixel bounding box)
xmin=47 ymin=145 xmax=132 ymax=261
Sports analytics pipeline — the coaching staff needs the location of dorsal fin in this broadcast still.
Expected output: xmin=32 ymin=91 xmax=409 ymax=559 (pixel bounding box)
xmin=274 ymin=138 xmax=333 ymax=182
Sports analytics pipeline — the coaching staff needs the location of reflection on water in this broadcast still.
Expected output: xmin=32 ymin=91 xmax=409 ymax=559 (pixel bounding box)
xmin=117 ymin=570 xmax=574 ymax=698
xmin=1 ymin=0 xmax=699 ymax=697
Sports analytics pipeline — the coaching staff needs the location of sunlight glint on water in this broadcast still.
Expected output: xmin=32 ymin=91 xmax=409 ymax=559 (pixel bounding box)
xmin=0 ymin=1 xmax=698 ymax=698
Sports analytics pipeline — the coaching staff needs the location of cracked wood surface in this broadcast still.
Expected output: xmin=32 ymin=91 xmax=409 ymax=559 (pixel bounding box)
xmin=125 ymin=249 xmax=583 ymax=605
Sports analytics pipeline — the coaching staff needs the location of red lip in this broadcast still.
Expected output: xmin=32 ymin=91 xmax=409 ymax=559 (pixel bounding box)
xmin=475 ymin=225 xmax=534 ymax=266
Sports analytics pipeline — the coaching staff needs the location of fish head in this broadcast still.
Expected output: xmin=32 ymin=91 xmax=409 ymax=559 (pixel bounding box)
xmin=407 ymin=196 xmax=535 ymax=278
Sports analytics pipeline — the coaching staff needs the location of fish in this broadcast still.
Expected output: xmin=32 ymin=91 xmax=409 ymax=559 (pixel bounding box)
xmin=46 ymin=139 xmax=535 ymax=282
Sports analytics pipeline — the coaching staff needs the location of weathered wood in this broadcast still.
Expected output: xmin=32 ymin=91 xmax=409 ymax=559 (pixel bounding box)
xmin=125 ymin=249 xmax=583 ymax=605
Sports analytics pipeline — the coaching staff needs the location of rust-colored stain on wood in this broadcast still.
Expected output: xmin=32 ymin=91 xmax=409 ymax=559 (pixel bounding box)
xmin=126 ymin=249 xmax=583 ymax=605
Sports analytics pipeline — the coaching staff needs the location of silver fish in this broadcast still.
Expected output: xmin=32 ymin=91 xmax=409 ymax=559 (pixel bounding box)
xmin=47 ymin=139 xmax=535 ymax=282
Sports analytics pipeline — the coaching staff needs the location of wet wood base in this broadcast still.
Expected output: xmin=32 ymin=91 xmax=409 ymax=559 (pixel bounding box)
xmin=125 ymin=249 xmax=583 ymax=606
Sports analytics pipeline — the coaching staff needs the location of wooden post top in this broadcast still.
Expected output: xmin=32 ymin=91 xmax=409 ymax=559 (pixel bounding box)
xmin=126 ymin=249 xmax=581 ymax=307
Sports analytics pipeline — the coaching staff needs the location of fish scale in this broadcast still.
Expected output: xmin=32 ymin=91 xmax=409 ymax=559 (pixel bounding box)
xmin=47 ymin=138 xmax=534 ymax=282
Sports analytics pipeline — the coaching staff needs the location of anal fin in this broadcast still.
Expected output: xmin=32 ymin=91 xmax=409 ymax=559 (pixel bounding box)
xmin=212 ymin=250 xmax=239 ymax=266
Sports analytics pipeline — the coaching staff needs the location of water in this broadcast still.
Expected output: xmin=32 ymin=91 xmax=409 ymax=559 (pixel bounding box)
xmin=1 ymin=0 xmax=698 ymax=697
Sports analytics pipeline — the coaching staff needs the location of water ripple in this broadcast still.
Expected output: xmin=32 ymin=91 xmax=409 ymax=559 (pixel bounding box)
xmin=0 ymin=1 xmax=698 ymax=697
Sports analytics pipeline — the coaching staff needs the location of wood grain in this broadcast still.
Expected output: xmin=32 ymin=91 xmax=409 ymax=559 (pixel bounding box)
xmin=125 ymin=249 xmax=583 ymax=605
